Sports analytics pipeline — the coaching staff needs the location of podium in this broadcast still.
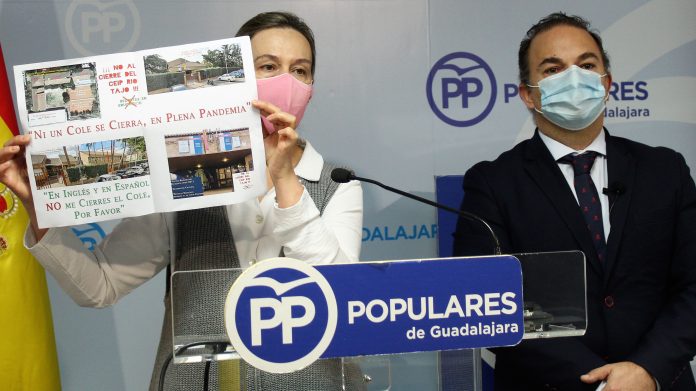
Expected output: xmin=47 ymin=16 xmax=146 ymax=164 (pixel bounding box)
xmin=165 ymin=251 xmax=586 ymax=390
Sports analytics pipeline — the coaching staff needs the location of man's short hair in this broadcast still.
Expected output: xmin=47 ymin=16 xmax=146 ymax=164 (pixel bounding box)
xmin=518 ymin=12 xmax=611 ymax=85
xmin=236 ymin=11 xmax=317 ymax=77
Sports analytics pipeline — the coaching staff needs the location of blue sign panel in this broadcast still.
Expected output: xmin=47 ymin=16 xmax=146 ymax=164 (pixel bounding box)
xmin=435 ymin=175 xmax=465 ymax=257
xmin=223 ymin=133 xmax=233 ymax=151
xmin=225 ymin=256 xmax=523 ymax=373
xmin=171 ymin=177 xmax=203 ymax=199
xmin=192 ymin=135 xmax=204 ymax=155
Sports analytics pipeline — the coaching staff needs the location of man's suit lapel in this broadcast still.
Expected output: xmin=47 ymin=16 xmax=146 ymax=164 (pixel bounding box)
xmin=603 ymin=133 xmax=635 ymax=287
xmin=523 ymin=131 xmax=604 ymax=276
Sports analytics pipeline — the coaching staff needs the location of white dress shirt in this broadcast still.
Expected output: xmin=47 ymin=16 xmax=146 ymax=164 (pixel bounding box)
xmin=539 ymin=130 xmax=611 ymax=239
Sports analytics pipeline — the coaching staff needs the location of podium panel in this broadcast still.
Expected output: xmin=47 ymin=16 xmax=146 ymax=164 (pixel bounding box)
xmin=517 ymin=251 xmax=587 ymax=339
xmin=171 ymin=269 xmax=241 ymax=364
xmin=169 ymin=252 xmax=585 ymax=390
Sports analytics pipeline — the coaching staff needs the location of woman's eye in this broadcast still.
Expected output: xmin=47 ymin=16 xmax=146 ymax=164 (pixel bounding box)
xmin=259 ymin=64 xmax=275 ymax=71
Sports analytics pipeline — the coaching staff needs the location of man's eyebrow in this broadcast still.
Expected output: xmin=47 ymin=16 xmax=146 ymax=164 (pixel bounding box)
xmin=537 ymin=56 xmax=564 ymax=69
xmin=536 ymin=52 xmax=601 ymax=71
xmin=577 ymin=52 xmax=600 ymax=62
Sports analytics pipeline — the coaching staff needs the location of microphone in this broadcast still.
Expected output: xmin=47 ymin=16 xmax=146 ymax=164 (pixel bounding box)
xmin=330 ymin=167 xmax=354 ymax=183
xmin=602 ymin=181 xmax=626 ymax=197
xmin=602 ymin=181 xmax=626 ymax=212
xmin=331 ymin=168 xmax=502 ymax=255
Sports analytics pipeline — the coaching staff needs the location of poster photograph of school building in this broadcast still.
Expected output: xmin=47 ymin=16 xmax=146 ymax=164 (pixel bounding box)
xmin=165 ymin=128 xmax=252 ymax=199
xmin=22 ymin=62 xmax=100 ymax=127
xmin=144 ymin=42 xmax=245 ymax=95
xmin=30 ymin=136 xmax=148 ymax=189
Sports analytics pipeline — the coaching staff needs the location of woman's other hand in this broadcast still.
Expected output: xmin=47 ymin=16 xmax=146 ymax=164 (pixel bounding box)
xmin=253 ymin=99 xmax=303 ymax=208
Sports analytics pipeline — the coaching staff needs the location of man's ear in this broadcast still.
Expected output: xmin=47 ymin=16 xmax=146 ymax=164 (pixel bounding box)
xmin=519 ymin=83 xmax=536 ymax=110
xmin=603 ymin=73 xmax=613 ymax=100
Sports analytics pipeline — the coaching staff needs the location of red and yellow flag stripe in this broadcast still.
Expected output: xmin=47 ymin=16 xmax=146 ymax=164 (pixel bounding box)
xmin=0 ymin=43 xmax=61 ymax=391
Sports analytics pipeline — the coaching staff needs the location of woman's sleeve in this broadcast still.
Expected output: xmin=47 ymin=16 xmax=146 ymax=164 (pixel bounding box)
xmin=25 ymin=214 xmax=172 ymax=308
xmin=272 ymin=180 xmax=363 ymax=264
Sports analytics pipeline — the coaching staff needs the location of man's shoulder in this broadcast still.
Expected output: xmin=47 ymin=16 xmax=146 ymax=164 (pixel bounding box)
xmin=468 ymin=138 xmax=532 ymax=173
xmin=471 ymin=133 xmax=686 ymax=167
xmin=609 ymin=134 xmax=685 ymax=163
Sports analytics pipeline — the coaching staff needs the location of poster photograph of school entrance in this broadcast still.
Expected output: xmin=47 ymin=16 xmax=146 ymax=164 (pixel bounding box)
xmin=144 ymin=42 xmax=245 ymax=95
xmin=165 ymin=128 xmax=253 ymax=199
xmin=30 ymin=136 xmax=148 ymax=189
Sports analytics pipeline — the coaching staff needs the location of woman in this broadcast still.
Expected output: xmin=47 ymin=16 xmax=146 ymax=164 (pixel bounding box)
xmin=0 ymin=11 xmax=364 ymax=391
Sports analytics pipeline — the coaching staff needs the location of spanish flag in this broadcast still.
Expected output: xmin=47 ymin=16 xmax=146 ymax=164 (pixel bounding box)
xmin=0 ymin=45 xmax=61 ymax=390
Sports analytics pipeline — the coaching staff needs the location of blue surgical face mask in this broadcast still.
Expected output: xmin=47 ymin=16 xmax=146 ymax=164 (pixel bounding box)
xmin=527 ymin=65 xmax=608 ymax=131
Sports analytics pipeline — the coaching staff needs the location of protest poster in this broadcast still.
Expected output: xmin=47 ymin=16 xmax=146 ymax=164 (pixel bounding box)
xmin=13 ymin=37 xmax=265 ymax=228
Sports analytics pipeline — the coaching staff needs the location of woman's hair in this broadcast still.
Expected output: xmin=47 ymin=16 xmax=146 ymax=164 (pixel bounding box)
xmin=236 ymin=11 xmax=316 ymax=76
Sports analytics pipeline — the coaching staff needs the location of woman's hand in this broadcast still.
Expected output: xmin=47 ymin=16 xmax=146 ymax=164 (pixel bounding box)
xmin=252 ymin=99 xmax=303 ymax=208
xmin=1 ymin=134 xmax=46 ymax=239
xmin=1 ymin=134 xmax=32 ymax=204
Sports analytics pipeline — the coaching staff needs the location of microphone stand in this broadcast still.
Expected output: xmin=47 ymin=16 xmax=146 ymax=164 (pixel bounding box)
xmin=351 ymin=174 xmax=502 ymax=255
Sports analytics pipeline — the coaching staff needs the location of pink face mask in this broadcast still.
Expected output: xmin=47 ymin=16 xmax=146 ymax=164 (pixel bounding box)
xmin=256 ymin=73 xmax=313 ymax=135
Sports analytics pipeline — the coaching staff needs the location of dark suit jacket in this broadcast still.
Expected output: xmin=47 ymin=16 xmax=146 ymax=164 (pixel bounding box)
xmin=452 ymin=130 xmax=696 ymax=390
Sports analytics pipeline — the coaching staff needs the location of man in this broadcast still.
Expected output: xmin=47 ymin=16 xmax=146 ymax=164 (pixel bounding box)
xmin=453 ymin=12 xmax=696 ymax=391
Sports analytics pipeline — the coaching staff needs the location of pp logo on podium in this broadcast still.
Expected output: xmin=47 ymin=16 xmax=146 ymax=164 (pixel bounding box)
xmin=225 ymin=258 xmax=338 ymax=373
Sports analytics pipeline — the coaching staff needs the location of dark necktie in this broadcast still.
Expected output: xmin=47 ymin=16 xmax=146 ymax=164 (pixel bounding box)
xmin=559 ymin=151 xmax=607 ymax=262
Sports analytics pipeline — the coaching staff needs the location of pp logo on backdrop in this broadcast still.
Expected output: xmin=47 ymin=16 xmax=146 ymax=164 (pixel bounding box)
xmin=427 ymin=52 xmax=497 ymax=127
xmin=225 ymin=258 xmax=337 ymax=373
xmin=65 ymin=0 xmax=141 ymax=56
